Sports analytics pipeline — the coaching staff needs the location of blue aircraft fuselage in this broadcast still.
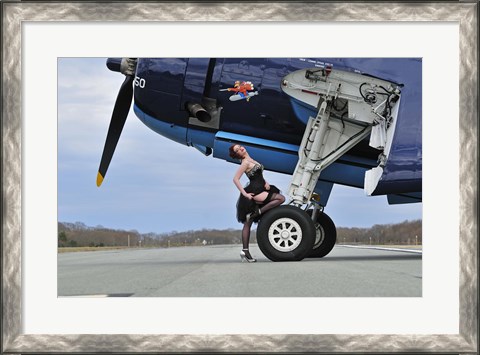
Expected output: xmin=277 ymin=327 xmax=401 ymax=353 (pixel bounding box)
xmin=108 ymin=57 xmax=422 ymax=205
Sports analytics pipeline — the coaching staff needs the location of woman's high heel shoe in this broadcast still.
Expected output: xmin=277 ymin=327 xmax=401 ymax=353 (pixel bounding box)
xmin=240 ymin=249 xmax=257 ymax=263
xmin=246 ymin=205 xmax=261 ymax=223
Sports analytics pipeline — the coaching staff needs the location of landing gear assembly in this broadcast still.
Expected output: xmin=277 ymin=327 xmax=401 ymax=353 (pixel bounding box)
xmin=257 ymin=204 xmax=336 ymax=262
xmin=255 ymin=66 xmax=401 ymax=262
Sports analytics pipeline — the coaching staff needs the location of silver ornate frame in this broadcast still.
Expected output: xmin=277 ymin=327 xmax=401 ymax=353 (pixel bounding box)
xmin=2 ymin=1 xmax=478 ymax=353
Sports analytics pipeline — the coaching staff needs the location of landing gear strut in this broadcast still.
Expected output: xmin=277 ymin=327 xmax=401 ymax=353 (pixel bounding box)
xmin=255 ymin=67 xmax=400 ymax=261
xmin=257 ymin=91 xmax=363 ymax=261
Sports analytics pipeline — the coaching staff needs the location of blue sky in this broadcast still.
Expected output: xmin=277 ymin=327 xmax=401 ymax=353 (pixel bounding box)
xmin=57 ymin=58 xmax=422 ymax=234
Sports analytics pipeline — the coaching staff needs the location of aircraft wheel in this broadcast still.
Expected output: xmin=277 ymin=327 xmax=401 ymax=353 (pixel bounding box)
xmin=257 ymin=205 xmax=315 ymax=262
xmin=307 ymin=210 xmax=337 ymax=258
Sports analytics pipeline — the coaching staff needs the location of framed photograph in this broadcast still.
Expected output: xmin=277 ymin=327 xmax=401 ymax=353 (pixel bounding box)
xmin=2 ymin=1 xmax=477 ymax=353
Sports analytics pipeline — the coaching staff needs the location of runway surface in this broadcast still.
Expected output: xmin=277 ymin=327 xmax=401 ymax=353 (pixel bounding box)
xmin=58 ymin=244 xmax=422 ymax=297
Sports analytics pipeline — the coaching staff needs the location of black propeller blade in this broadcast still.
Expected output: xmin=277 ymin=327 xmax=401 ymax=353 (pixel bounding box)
xmin=97 ymin=61 xmax=136 ymax=187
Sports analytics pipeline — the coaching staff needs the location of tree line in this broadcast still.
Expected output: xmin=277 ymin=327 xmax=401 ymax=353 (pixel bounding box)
xmin=336 ymin=220 xmax=422 ymax=245
xmin=58 ymin=219 xmax=421 ymax=248
xmin=58 ymin=222 xmax=257 ymax=248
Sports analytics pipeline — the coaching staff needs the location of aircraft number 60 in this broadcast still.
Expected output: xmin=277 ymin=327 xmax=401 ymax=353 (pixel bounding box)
xmin=134 ymin=76 xmax=146 ymax=88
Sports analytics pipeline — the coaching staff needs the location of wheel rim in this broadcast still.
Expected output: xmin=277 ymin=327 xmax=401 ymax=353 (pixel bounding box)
xmin=313 ymin=222 xmax=325 ymax=249
xmin=268 ymin=218 xmax=303 ymax=252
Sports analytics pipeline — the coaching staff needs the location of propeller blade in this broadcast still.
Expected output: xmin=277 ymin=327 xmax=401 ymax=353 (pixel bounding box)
xmin=97 ymin=74 xmax=134 ymax=187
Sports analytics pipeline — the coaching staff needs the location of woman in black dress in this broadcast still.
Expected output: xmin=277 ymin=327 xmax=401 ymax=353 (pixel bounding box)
xmin=229 ymin=144 xmax=285 ymax=262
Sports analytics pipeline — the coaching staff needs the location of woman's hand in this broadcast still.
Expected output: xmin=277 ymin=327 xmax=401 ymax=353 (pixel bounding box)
xmin=264 ymin=182 xmax=270 ymax=191
xmin=243 ymin=192 xmax=255 ymax=200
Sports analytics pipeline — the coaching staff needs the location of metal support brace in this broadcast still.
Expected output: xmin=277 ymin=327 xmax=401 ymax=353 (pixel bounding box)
xmin=288 ymin=96 xmax=372 ymax=207
xmin=282 ymin=66 xmax=402 ymax=206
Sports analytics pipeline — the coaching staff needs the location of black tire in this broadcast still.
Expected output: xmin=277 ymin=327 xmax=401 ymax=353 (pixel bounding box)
xmin=307 ymin=210 xmax=337 ymax=258
xmin=257 ymin=205 xmax=315 ymax=262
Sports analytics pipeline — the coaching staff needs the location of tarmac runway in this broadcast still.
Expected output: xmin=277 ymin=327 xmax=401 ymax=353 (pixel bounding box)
xmin=58 ymin=244 xmax=422 ymax=297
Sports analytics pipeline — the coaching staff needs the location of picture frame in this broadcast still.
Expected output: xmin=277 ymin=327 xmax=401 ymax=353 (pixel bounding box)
xmin=2 ymin=1 xmax=477 ymax=353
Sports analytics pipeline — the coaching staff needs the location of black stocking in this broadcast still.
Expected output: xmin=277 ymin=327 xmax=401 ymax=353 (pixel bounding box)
xmin=259 ymin=193 xmax=285 ymax=215
xmin=242 ymin=220 xmax=253 ymax=250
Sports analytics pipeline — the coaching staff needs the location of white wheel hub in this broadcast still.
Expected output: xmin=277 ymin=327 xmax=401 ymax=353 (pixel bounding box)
xmin=313 ymin=222 xmax=325 ymax=248
xmin=268 ymin=218 xmax=303 ymax=252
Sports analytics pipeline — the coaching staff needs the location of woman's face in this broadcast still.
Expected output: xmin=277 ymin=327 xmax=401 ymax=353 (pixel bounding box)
xmin=234 ymin=145 xmax=247 ymax=158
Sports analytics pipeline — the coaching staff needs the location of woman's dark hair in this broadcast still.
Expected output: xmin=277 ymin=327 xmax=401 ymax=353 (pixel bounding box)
xmin=229 ymin=144 xmax=241 ymax=159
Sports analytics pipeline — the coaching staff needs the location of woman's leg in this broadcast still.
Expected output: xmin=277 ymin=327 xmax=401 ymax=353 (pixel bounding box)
xmin=252 ymin=191 xmax=269 ymax=203
xmin=248 ymin=193 xmax=285 ymax=222
xmin=242 ymin=219 xmax=253 ymax=249
xmin=259 ymin=193 xmax=285 ymax=214
xmin=240 ymin=220 xmax=256 ymax=262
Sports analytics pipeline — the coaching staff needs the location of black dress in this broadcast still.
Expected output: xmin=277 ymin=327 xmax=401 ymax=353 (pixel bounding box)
xmin=236 ymin=163 xmax=280 ymax=223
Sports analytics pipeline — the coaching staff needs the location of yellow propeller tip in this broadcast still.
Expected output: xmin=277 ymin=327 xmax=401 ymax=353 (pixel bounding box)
xmin=96 ymin=173 xmax=104 ymax=187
